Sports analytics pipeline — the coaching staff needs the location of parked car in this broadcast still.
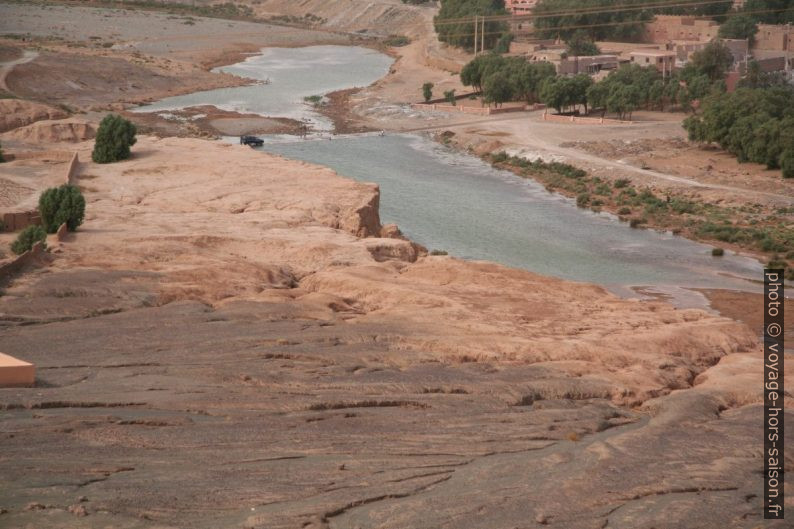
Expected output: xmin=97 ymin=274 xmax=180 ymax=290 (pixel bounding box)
xmin=240 ymin=135 xmax=264 ymax=147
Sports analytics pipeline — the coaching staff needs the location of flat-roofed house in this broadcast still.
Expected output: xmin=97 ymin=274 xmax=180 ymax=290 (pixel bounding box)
xmin=630 ymin=50 xmax=677 ymax=76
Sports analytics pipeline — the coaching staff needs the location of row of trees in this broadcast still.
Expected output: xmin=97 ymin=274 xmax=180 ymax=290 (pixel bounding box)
xmin=718 ymin=1 xmax=794 ymax=41
xmin=460 ymin=54 xmax=556 ymax=106
xmin=684 ymin=85 xmax=794 ymax=178
xmin=434 ymin=0 xmax=508 ymax=51
xmin=433 ymin=0 xmax=788 ymax=53
xmin=457 ymin=41 xmax=735 ymax=118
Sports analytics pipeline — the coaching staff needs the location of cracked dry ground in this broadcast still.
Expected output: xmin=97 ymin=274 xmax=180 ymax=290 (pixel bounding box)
xmin=0 ymin=137 xmax=791 ymax=529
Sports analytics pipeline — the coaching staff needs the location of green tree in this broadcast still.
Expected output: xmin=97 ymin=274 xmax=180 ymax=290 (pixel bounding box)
xmin=461 ymin=54 xmax=489 ymax=91
xmin=510 ymin=61 xmax=556 ymax=104
xmin=434 ymin=0 xmax=509 ymax=51
xmin=781 ymin=149 xmax=794 ymax=179
xmin=683 ymin=85 xmax=794 ymax=176
xmin=92 ymin=114 xmax=137 ymax=164
xmin=566 ymin=30 xmax=601 ymax=56
xmin=585 ymin=64 xmax=662 ymax=115
xmin=718 ymin=14 xmax=758 ymax=42
xmin=483 ymin=71 xmax=514 ymax=107
xmin=571 ymin=74 xmax=594 ymax=114
xmin=38 ymin=184 xmax=86 ymax=233
xmin=607 ymin=84 xmax=642 ymax=120
xmin=422 ymin=82 xmax=434 ymax=102
xmin=444 ymin=89 xmax=457 ymax=105
xmin=494 ymin=32 xmax=514 ymax=54
xmin=586 ymin=81 xmax=610 ymax=115
xmin=533 ymin=0 xmax=651 ymax=41
xmin=539 ymin=77 xmax=567 ymax=113
xmin=742 ymin=0 xmax=794 ymax=24
xmin=739 ymin=60 xmax=787 ymax=89
xmin=688 ymin=41 xmax=734 ymax=81
xmin=11 ymin=225 xmax=46 ymax=255
xmin=539 ymin=75 xmax=591 ymax=114
xmin=648 ymin=80 xmax=665 ymax=110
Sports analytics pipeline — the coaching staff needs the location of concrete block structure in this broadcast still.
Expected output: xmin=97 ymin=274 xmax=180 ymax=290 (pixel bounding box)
xmin=558 ymin=55 xmax=620 ymax=75
xmin=0 ymin=352 xmax=35 ymax=387
xmin=630 ymin=50 xmax=676 ymax=75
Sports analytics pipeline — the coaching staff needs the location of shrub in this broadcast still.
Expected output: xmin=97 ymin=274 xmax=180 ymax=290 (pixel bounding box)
xmin=11 ymin=225 xmax=46 ymax=255
xmin=444 ymin=89 xmax=457 ymax=106
xmin=767 ymin=256 xmax=787 ymax=269
xmin=670 ymin=198 xmax=698 ymax=214
xmin=614 ymin=178 xmax=630 ymax=188
xmin=38 ymin=184 xmax=86 ymax=233
xmin=422 ymin=82 xmax=434 ymax=103
xmin=92 ymin=114 xmax=137 ymax=163
xmin=491 ymin=151 xmax=509 ymax=163
xmin=576 ymin=192 xmax=590 ymax=207
xmin=711 ymin=247 xmax=725 ymax=256
xmin=618 ymin=206 xmax=631 ymax=215
xmin=430 ymin=249 xmax=448 ymax=256
xmin=629 ymin=218 xmax=646 ymax=228
xmin=384 ymin=35 xmax=410 ymax=47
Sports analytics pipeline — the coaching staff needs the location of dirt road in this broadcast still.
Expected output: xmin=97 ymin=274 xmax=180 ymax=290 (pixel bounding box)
xmin=0 ymin=49 xmax=36 ymax=91
xmin=438 ymin=110 xmax=794 ymax=206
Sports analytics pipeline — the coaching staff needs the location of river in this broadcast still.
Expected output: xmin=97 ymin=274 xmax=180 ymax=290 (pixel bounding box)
xmin=134 ymin=45 xmax=394 ymax=130
xmin=136 ymin=45 xmax=763 ymax=308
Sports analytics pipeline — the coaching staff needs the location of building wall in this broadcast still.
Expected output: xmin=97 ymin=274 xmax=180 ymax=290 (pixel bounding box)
xmin=558 ymin=55 xmax=619 ymax=75
xmin=630 ymin=52 xmax=676 ymax=73
xmin=643 ymin=15 xmax=719 ymax=44
xmin=753 ymin=24 xmax=793 ymax=51
xmin=505 ymin=0 xmax=537 ymax=15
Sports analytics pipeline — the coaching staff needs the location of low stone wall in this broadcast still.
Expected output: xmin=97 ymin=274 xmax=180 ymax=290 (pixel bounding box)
xmin=412 ymin=103 xmax=541 ymax=116
xmin=56 ymin=222 xmax=69 ymax=241
xmin=65 ymin=151 xmax=79 ymax=184
xmin=0 ymin=241 xmax=45 ymax=280
xmin=542 ymin=111 xmax=634 ymax=125
xmin=0 ymin=151 xmax=79 ymax=232
xmin=2 ymin=210 xmax=41 ymax=232
xmin=422 ymin=91 xmax=481 ymax=105
xmin=3 ymin=150 xmax=74 ymax=162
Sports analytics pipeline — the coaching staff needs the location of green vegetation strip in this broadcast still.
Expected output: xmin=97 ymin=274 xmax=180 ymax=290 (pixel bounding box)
xmin=487 ymin=151 xmax=794 ymax=278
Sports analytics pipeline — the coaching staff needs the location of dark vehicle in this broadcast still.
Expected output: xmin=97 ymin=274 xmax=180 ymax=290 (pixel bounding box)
xmin=240 ymin=135 xmax=264 ymax=147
